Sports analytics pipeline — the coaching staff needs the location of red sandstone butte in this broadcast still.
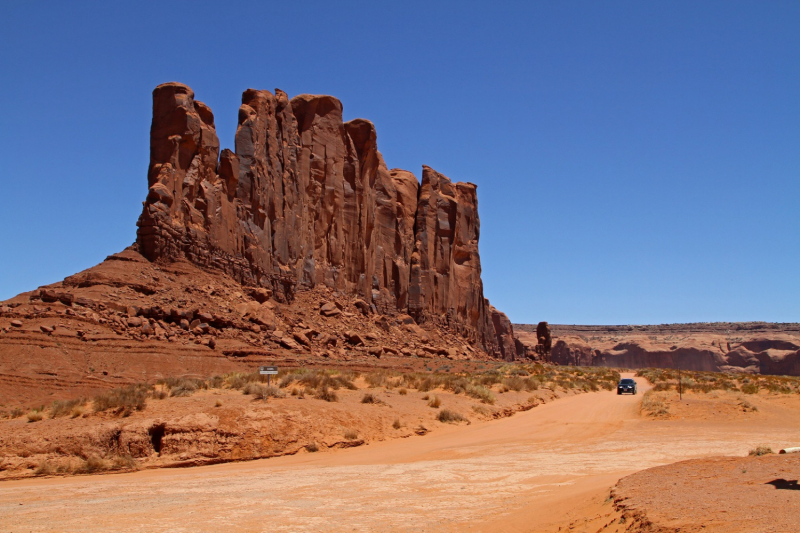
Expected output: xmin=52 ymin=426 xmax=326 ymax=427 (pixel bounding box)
xmin=137 ymin=82 xmax=519 ymax=357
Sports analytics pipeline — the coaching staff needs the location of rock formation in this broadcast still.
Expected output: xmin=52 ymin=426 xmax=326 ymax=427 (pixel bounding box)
xmin=136 ymin=82 xmax=512 ymax=356
xmin=515 ymin=323 xmax=800 ymax=375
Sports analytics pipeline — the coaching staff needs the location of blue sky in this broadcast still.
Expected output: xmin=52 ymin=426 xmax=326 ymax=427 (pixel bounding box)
xmin=1 ymin=1 xmax=798 ymax=324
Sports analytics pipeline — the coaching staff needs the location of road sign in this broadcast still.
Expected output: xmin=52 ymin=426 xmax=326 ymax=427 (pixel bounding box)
xmin=259 ymin=366 xmax=278 ymax=375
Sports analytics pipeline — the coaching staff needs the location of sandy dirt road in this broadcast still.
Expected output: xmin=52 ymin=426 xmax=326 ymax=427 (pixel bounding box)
xmin=2 ymin=374 xmax=799 ymax=532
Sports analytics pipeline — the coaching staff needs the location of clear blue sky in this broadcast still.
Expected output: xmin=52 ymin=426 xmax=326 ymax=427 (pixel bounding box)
xmin=1 ymin=1 xmax=798 ymax=324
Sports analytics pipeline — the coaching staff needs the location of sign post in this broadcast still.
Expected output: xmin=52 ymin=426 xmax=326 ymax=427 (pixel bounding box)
xmin=259 ymin=366 xmax=278 ymax=386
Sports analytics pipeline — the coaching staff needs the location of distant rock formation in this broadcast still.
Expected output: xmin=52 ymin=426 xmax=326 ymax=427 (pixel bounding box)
xmin=136 ymin=82 xmax=513 ymax=356
xmin=515 ymin=323 xmax=800 ymax=376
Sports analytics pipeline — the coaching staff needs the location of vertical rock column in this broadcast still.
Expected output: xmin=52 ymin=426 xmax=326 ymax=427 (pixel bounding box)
xmin=409 ymin=166 xmax=497 ymax=352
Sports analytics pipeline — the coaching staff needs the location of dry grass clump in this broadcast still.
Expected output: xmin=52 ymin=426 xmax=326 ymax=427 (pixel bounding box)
xmin=466 ymin=384 xmax=495 ymax=404
xmin=244 ymin=384 xmax=285 ymax=400
xmin=365 ymin=371 xmax=391 ymax=388
xmin=392 ymin=418 xmax=402 ymax=429
xmin=280 ymin=369 xmax=357 ymax=392
xmin=50 ymin=398 xmax=85 ymax=418
xmin=26 ymin=410 xmax=44 ymax=422
xmin=641 ymin=390 xmax=669 ymax=417
xmin=471 ymin=404 xmax=492 ymax=416
xmin=163 ymin=377 xmax=208 ymax=397
xmin=427 ymin=395 xmax=441 ymax=408
xmin=361 ymin=393 xmax=378 ymax=404
xmin=740 ymin=382 xmax=759 ymax=395
xmin=93 ymin=383 xmax=151 ymax=416
xmin=151 ymin=388 xmax=168 ymax=400
xmin=305 ymin=442 xmax=319 ymax=452
xmin=314 ymin=386 xmax=338 ymax=402
xmin=398 ymin=388 xmax=408 ymax=395
xmin=437 ymin=409 xmax=467 ymax=423
xmin=749 ymin=445 xmax=774 ymax=456
xmin=34 ymin=454 xmax=137 ymax=477
xmin=344 ymin=429 xmax=359 ymax=440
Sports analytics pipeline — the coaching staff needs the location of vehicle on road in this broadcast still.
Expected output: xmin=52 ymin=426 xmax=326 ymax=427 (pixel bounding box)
xmin=617 ymin=378 xmax=637 ymax=395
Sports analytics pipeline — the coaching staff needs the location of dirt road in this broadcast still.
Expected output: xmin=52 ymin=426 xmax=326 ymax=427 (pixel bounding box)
xmin=2 ymin=374 xmax=798 ymax=532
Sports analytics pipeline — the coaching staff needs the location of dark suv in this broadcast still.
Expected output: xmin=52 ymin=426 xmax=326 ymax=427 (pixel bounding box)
xmin=617 ymin=378 xmax=637 ymax=395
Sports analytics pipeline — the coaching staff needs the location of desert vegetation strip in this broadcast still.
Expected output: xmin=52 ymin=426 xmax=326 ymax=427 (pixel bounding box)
xmin=0 ymin=363 xmax=621 ymax=479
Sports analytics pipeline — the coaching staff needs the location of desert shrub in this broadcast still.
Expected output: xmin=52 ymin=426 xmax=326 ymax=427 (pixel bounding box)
xmin=315 ymin=386 xmax=338 ymax=402
xmin=282 ymin=369 xmax=357 ymax=392
xmin=208 ymin=375 xmax=224 ymax=389
xmin=442 ymin=376 xmax=470 ymax=395
xmin=170 ymin=380 xmax=199 ymax=397
xmin=503 ymin=377 xmax=525 ymax=392
xmin=151 ymin=389 xmax=168 ymax=400
xmin=305 ymin=443 xmax=319 ymax=452
xmin=398 ymin=388 xmax=408 ymax=395
xmin=93 ymin=383 xmax=150 ymax=415
xmin=427 ymin=395 xmax=441 ymax=408
xmin=749 ymin=446 xmax=774 ymax=456
xmin=214 ymin=399 xmax=223 ymax=407
xmin=77 ymin=456 xmax=107 ymax=474
xmin=471 ymin=405 xmax=492 ymax=416
xmin=478 ymin=372 xmax=503 ymax=387
xmin=26 ymin=410 xmax=44 ymax=422
xmin=9 ymin=407 xmax=24 ymax=419
xmin=392 ymin=418 xmax=402 ymax=429
xmin=160 ymin=377 xmax=208 ymax=397
xmin=437 ymin=409 xmax=467 ymax=423
xmin=741 ymin=382 xmax=759 ymax=395
xmin=34 ymin=461 xmax=54 ymax=476
xmin=365 ymin=371 xmax=389 ymax=388
xmin=361 ymin=393 xmax=378 ymax=404
xmin=70 ymin=405 xmax=86 ymax=418
xmin=249 ymin=385 xmax=285 ymax=400
xmin=226 ymin=372 xmax=267 ymax=390
xmin=417 ymin=377 xmax=435 ymax=392
xmin=466 ymin=384 xmax=495 ymax=404
xmin=110 ymin=454 xmax=137 ymax=470
xmin=50 ymin=398 xmax=84 ymax=418
xmin=344 ymin=429 xmax=359 ymax=440
xmin=641 ymin=390 xmax=669 ymax=417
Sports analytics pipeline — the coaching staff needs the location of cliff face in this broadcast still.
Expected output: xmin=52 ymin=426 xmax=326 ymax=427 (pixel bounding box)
xmin=137 ymin=82 xmax=513 ymax=356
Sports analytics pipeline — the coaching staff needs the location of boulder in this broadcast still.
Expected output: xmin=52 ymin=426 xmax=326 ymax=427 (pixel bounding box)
xmin=345 ymin=332 xmax=365 ymax=346
xmin=293 ymin=331 xmax=311 ymax=346
xmin=320 ymin=302 xmax=341 ymax=317
xmin=280 ymin=337 xmax=300 ymax=350
xmin=353 ymin=299 xmax=371 ymax=315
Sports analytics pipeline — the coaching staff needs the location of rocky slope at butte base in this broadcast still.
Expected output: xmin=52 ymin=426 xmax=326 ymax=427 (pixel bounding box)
xmin=0 ymin=82 xmax=524 ymax=407
xmin=515 ymin=323 xmax=800 ymax=376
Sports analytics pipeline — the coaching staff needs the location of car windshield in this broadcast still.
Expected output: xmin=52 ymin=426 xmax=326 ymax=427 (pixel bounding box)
xmin=620 ymin=379 xmax=634 ymax=384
